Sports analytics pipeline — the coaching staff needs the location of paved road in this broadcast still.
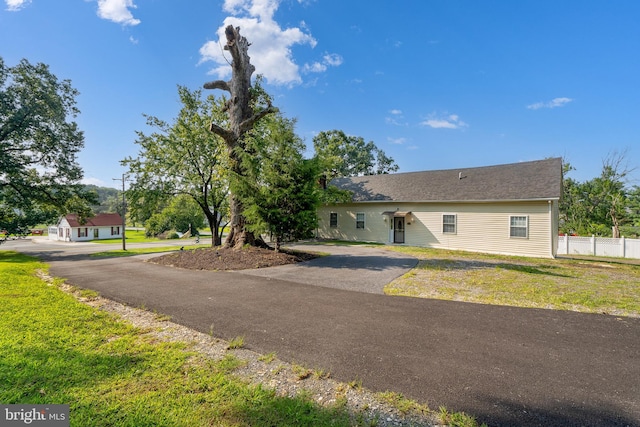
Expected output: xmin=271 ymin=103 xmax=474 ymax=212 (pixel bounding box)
xmin=6 ymin=239 xmax=640 ymax=427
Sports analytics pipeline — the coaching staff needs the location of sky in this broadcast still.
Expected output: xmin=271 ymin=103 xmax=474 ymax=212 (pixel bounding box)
xmin=1 ymin=0 xmax=639 ymax=188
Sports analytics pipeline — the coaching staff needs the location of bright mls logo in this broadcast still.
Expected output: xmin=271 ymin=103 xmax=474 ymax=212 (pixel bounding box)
xmin=1 ymin=405 xmax=69 ymax=426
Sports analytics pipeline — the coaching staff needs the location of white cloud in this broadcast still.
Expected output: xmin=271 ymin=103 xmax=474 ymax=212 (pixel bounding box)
xmin=96 ymin=0 xmax=140 ymax=26
xmin=6 ymin=0 xmax=141 ymax=25
xmin=387 ymin=137 xmax=406 ymax=145
xmin=527 ymin=97 xmax=573 ymax=110
xmin=322 ymin=53 xmax=343 ymax=67
xmin=421 ymin=113 xmax=468 ymax=129
xmin=385 ymin=109 xmax=407 ymax=126
xmin=303 ymin=62 xmax=326 ymax=73
xmin=5 ymin=0 xmax=30 ymax=11
xmin=303 ymin=53 xmax=342 ymax=74
xmin=200 ymin=0 xmax=324 ymax=86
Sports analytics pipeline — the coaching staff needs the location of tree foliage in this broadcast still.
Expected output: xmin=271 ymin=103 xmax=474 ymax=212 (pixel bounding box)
xmin=122 ymin=86 xmax=229 ymax=246
xmin=560 ymin=151 xmax=637 ymax=237
xmin=0 ymin=57 xmax=93 ymax=233
xmin=144 ymin=194 xmax=206 ymax=237
xmin=627 ymin=186 xmax=640 ymax=228
xmin=237 ymin=115 xmax=320 ymax=251
xmin=312 ymin=129 xmax=399 ymax=179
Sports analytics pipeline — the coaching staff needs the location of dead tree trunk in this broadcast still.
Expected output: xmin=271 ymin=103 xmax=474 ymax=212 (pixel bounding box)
xmin=204 ymin=25 xmax=277 ymax=249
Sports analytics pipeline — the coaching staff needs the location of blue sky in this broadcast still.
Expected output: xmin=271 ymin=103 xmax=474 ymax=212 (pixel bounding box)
xmin=2 ymin=0 xmax=638 ymax=188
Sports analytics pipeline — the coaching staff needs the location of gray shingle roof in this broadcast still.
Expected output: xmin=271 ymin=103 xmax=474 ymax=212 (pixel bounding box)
xmin=329 ymin=158 xmax=563 ymax=203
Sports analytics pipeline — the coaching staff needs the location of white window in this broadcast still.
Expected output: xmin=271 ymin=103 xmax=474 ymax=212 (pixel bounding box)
xmin=510 ymin=216 xmax=528 ymax=238
xmin=443 ymin=214 xmax=457 ymax=234
xmin=356 ymin=212 xmax=365 ymax=229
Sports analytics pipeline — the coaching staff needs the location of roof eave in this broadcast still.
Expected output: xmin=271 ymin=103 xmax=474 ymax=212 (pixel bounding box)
xmin=343 ymin=197 xmax=561 ymax=204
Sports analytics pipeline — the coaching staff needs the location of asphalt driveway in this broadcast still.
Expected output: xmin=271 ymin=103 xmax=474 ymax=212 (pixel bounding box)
xmin=240 ymin=243 xmax=418 ymax=293
xmin=7 ymin=239 xmax=640 ymax=427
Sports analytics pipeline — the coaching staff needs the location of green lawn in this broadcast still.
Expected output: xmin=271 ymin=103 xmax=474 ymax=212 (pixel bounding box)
xmin=91 ymin=229 xmax=161 ymax=244
xmin=90 ymin=244 xmax=211 ymax=257
xmin=385 ymin=246 xmax=640 ymax=317
xmin=94 ymin=229 xmax=216 ymax=245
xmin=0 ymin=251 xmax=356 ymax=426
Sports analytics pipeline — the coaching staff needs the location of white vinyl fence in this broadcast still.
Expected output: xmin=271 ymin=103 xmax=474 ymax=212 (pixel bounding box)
xmin=558 ymin=234 xmax=640 ymax=259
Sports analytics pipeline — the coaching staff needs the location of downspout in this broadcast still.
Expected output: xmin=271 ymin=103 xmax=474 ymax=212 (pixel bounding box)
xmin=549 ymin=200 xmax=555 ymax=258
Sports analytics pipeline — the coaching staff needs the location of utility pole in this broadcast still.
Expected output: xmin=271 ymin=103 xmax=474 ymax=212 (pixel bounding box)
xmin=112 ymin=173 xmax=127 ymax=251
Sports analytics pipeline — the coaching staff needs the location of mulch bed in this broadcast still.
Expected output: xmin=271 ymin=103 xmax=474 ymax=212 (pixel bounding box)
xmin=149 ymin=245 xmax=319 ymax=271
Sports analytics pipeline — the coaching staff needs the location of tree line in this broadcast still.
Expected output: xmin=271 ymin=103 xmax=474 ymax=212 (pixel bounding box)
xmin=560 ymin=151 xmax=639 ymax=238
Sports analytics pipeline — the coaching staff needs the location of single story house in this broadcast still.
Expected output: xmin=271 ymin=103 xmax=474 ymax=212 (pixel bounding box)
xmin=49 ymin=213 xmax=123 ymax=242
xmin=317 ymin=158 xmax=563 ymax=258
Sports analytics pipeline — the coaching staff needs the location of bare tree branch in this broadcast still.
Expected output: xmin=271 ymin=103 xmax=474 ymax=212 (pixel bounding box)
xmin=208 ymin=122 xmax=235 ymax=144
xmin=203 ymin=80 xmax=230 ymax=92
xmin=239 ymin=106 xmax=279 ymax=135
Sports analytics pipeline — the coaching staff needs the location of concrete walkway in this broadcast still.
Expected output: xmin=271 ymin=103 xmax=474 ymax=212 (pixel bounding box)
xmin=6 ymin=239 xmax=640 ymax=427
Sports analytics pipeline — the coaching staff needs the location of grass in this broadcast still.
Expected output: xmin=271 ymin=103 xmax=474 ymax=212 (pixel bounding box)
xmin=309 ymin=239 xmax=384 ymax=246
xmin=292 ymin=364 xmax=313 ymax=380
xmin=375 ymin=391 xmax=429 ymax=416
xmin=0 ymin=251 xmax=357 ymax=427
xmin=226 ymin=336 xmax=245 ymax=350
xmin=257 ymin=352 xmax=276 ymax=364
xmin=90 ymin=244 xmax=209 ymax=257
xmin=439 ymin=407 xmax=488 ymax=427
xmin=385 ymin=246 xmax=640 ymax=317
xmin=94 ymin=229 xmax=216 ymax=245
xmin=91 ymin=229 xmax=161 ymax=244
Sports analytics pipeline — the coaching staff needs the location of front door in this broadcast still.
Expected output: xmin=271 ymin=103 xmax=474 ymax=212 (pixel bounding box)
xmin=394 ymin=217 xmax=405 ymax=243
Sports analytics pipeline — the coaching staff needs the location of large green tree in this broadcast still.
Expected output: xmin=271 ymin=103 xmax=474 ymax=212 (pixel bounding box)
xmin=312 ymin=129 xmax=399 ymax=179
xmin=0 ymin=57 xmax=93 ymax=235
xmin=145 ymin=194 xmax=206 ymax=237
xmin=238 ymin=115 xmax=320 ymax=251
xmin=122 ymin=86 xmax=229 ymax=246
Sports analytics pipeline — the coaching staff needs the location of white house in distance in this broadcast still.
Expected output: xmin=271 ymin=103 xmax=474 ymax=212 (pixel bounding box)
xmin=49 ymin=213 xmax=123 ymax=242
xmin=317 ymin=158 xmax=563 ymax=258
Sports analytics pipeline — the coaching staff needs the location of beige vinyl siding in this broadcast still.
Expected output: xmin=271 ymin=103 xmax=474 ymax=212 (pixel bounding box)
xmin=550 ymin=200 xmax=559 ymax=256
xmin=318 ymin=205 xmax=390 ymax=243
xmin=318 ymin=201 xmax=556 ymax=258
xmin=406 ymin=202 xmax=552 ymax=258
